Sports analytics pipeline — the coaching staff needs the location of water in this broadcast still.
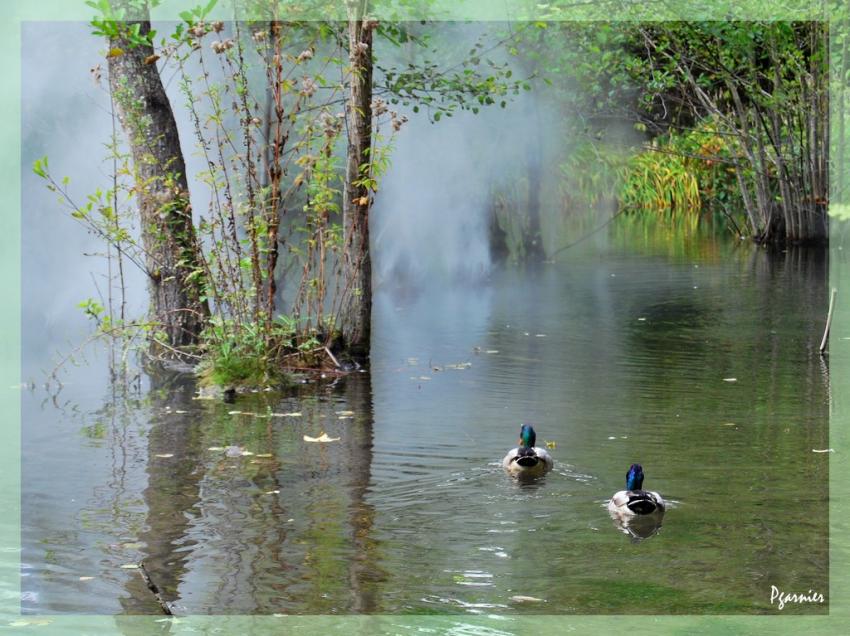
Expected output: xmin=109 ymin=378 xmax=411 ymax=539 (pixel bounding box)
xmin=21 ymin=226 xmax=829 ymax=615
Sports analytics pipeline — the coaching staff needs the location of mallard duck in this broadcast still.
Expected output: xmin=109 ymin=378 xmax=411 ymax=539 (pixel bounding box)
xmin=502 ymin=424 xmax=554 ymax=477
xmin=608 ymin=463 xmax=665 ymax=516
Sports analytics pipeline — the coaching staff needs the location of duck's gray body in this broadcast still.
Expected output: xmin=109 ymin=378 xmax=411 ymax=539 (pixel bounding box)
xmin=502 ymin=446 xmax=554 ymax=477
xmin=608 ymin=489 xmax=665 ymax=516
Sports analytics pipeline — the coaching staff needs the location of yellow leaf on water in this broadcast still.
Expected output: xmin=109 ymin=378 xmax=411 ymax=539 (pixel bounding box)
xmin=106 ymin=47 xmax=124 ymax=58
xmin=545 ymin=440 xmax=557 ymax=449
xmin=303 ymin=432 xmax=340 ymax=443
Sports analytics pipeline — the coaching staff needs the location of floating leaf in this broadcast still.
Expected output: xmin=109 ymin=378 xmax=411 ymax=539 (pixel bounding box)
xmin=8 ymin=619 xmax=53 ymax=627
xmin=510 ymin=595 xmax=544 ymax=603
xmin=303 ymin=432 xmax=340 ymax=443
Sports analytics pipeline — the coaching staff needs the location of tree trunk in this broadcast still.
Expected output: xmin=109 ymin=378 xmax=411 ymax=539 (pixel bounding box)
xmin=341 ymin=4 xmax=374 ymax=361
xmin=107 ymin=2 xmax=209 ymax=348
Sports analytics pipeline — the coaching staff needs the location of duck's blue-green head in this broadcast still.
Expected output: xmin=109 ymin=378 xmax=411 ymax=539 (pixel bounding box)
xmin=520 ymin=424 xmax=537 ymax=449
xmin=626 ymin=463 xmax=644 ymax=491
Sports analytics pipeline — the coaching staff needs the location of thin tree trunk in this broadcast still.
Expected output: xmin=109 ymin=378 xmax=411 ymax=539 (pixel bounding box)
xmin=341 ymin=4 xmax=374 ymax=360
xmin=107 ymin=2 xmax=209 ymax=348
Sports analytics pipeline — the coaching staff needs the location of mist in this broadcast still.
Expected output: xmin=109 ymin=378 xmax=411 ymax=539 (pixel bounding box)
xmin=22 ymin=20 xmax=624 ymax=377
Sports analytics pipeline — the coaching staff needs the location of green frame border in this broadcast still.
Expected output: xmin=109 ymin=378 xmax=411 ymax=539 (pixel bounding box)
xmin=4 ymin=1 xmax=847 ymax=633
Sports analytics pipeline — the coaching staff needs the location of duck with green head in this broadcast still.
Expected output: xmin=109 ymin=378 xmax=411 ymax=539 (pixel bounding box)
xmin=502 ymin=424 xmax=554 ymax=477
xmin=608 ymin=463 xmax=665 ymax=516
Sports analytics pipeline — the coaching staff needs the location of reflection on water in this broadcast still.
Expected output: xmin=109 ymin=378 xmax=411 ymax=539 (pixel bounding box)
xmin=608 ymin=508 xmax=665 ymax=543
xmin=21 ymin=230 xmax=828 ymax=614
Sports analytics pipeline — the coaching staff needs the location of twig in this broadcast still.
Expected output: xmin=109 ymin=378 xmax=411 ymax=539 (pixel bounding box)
xmin=138 ymin=561 xmax=173 ymax=616
xmin=323 ymin=346 xmax=341 ymax=369
xmin=819 ymin=288 xmax=837 ymax=355
xmin=549 ymin=206 xmax=628 ymax=259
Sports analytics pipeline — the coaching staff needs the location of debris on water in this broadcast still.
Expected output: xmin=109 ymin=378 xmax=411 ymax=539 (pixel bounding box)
xmin=545 ymin=440 xmax=557 ymax=449
xmin=121 ymin=542 xmax=144 ymax=550
xmin=510 ymin=595 xmax=544 ymax=603
xmin=304 ymin=432 xmax=340 ymax=443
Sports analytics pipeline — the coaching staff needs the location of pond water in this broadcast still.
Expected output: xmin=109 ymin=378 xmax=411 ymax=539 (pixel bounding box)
xmin=21 ymin=224 xmax=829 ymax=615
